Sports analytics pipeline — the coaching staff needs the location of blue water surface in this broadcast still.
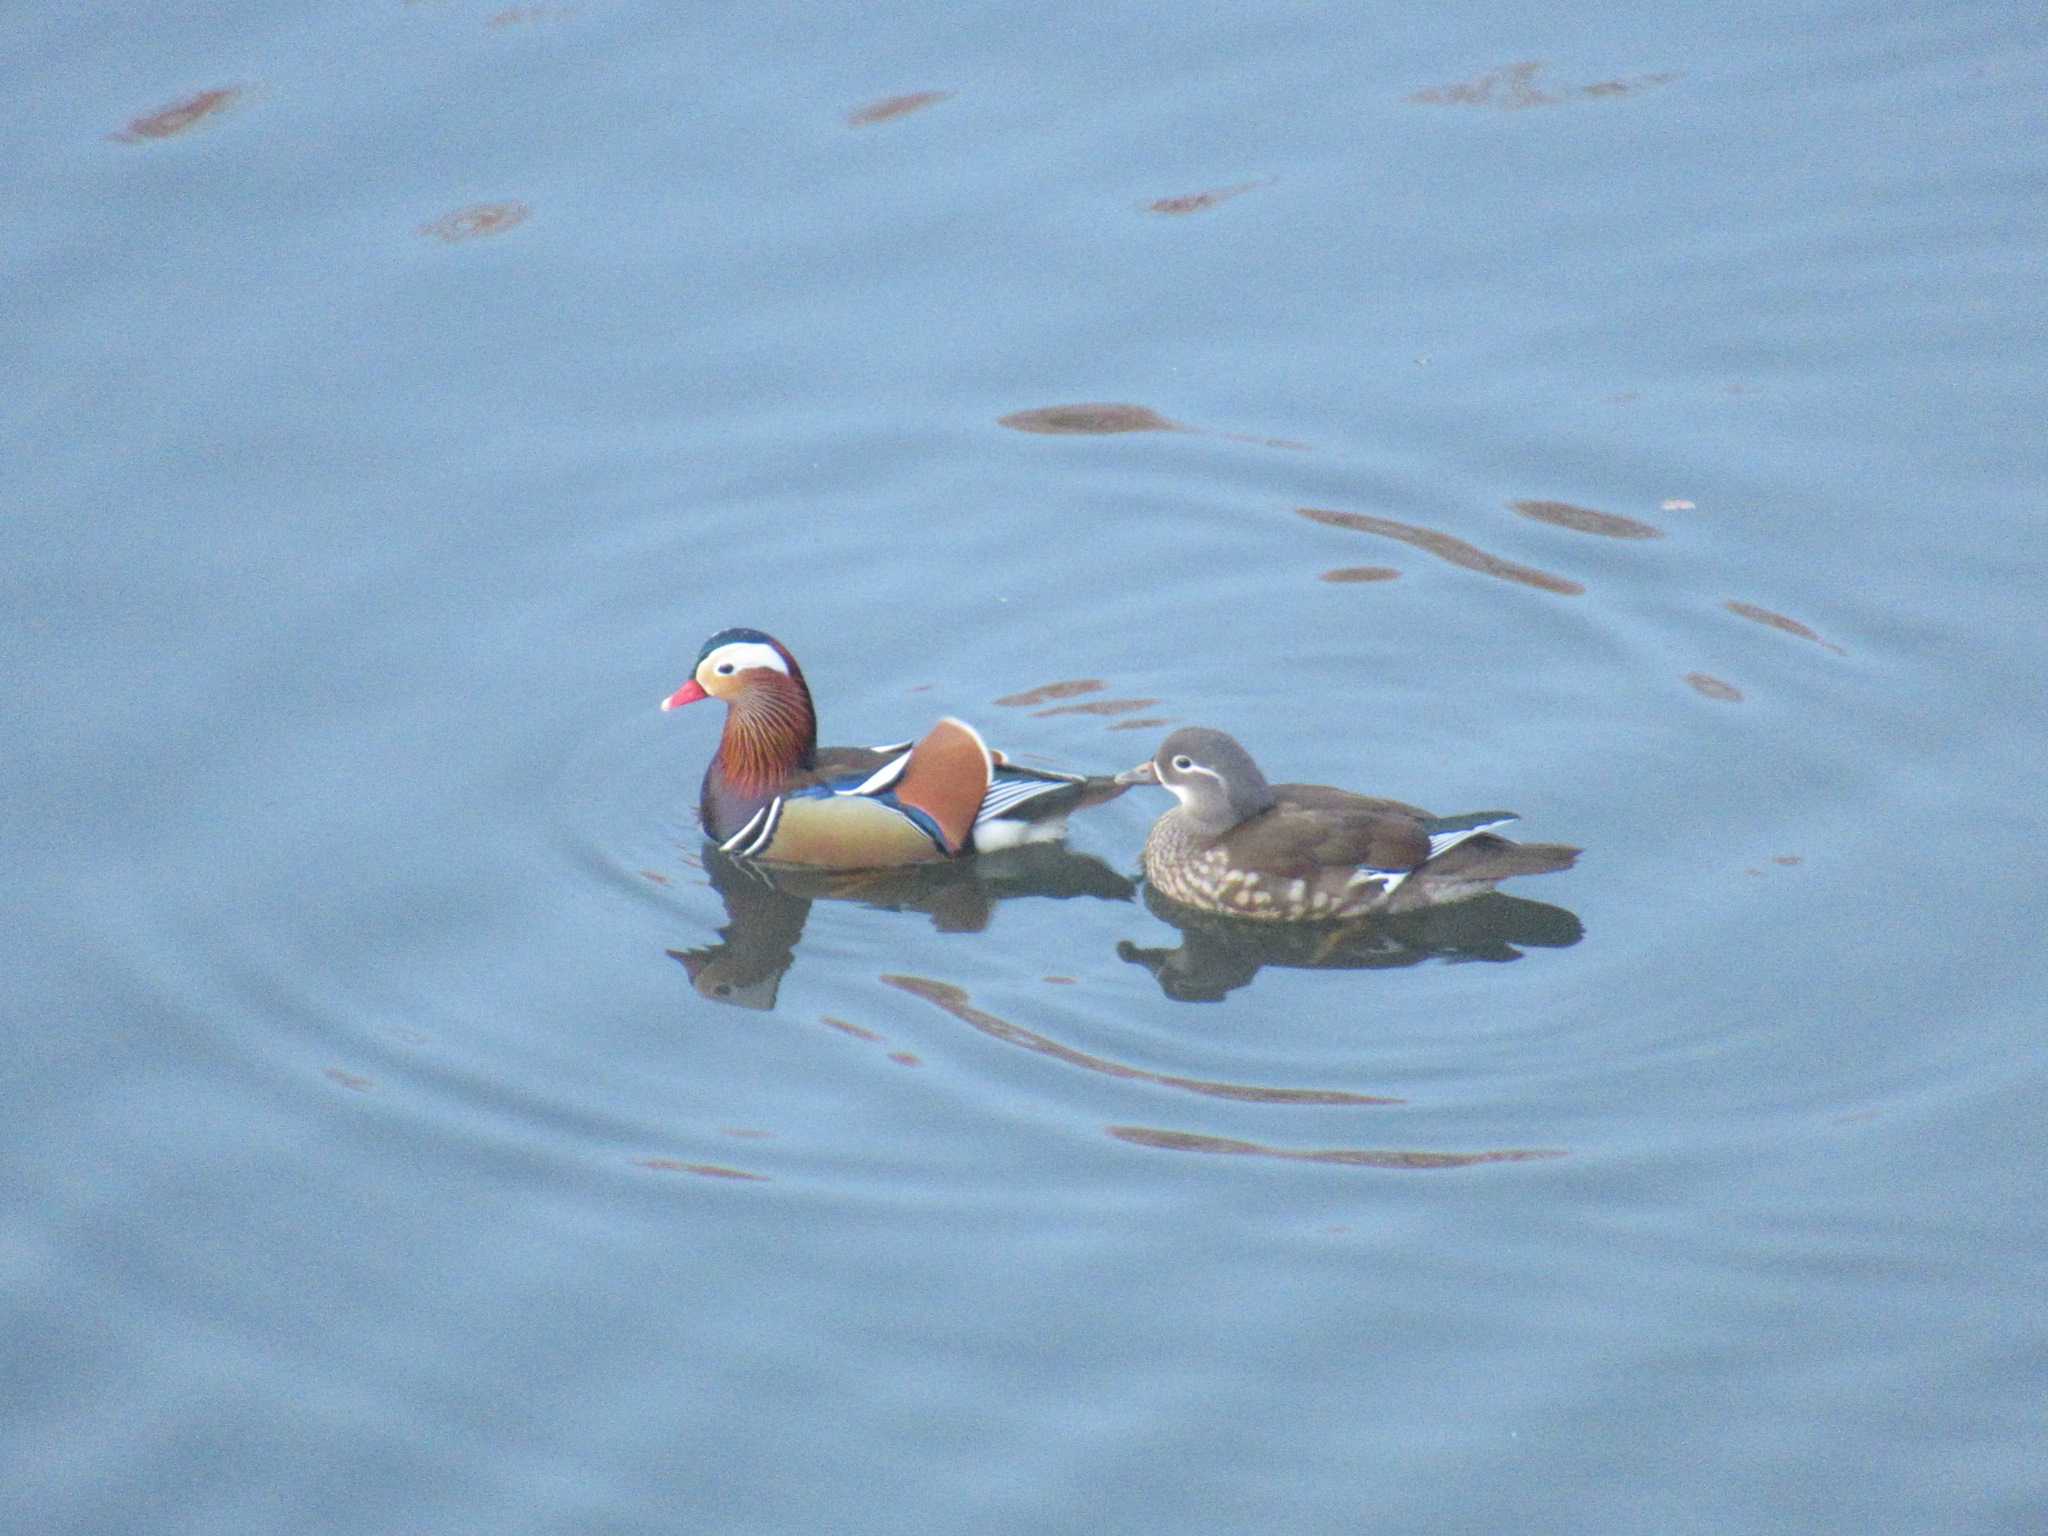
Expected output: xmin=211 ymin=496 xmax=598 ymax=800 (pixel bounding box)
xmin=5 ymin=2 xmax=2044 ymax=1532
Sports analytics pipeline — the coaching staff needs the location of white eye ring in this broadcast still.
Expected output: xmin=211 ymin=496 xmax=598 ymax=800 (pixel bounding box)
xmin=1171 ymin=754 xmax=1194 ymax=771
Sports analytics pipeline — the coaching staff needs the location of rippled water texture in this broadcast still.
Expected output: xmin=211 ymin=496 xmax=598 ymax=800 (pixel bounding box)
xmin=7 ymin=2 xmax=2044 ymax=1532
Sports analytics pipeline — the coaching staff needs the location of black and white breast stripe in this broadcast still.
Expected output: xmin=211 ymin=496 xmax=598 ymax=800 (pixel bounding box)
xmin=719 ymin=796 xmax=785 ymax=858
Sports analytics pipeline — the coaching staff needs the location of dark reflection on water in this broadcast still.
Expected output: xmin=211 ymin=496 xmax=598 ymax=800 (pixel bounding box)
xmin=819 ymin=1014 xmax=885 ymax=1042
xmin=819 ymin=1014 xmax=923 ymax=1069
xmin=670 ymin=843 xmax=1135 ymax=1012
xmin=992 ymin=682 xmax=1174 ymax=729
xmin=1108 ymin=1125 xmax=1566 ymax=1169
xmin=1000 ymin=403 xmax=1309 ymax=450
xmin=1510 ymin=499 xmax=1664 ymax=540
xmin=846 ymin=91 xmax=953 ymax=127
xmin=1001 ymin=403 xmax=1180 ymax=435
xmin=109 ymin=86 xmax=243 ymax=143
xmin=1684 ymin=672 xmax=1744 ymax=702
xmin=418 ymin=202 xmax=531 ymax=242
xmin=1408 ymin=61 xmax=1679 ymax=110
xmin=486 ymin=5 xmax=576 ymax=27
xmin=1725 ymin=600 xmax=1846 ymax=654
xmin=881 ymin=974 xmax=1401 ymax=1105
xmin=993 ymin=679 xmax=1106 ymax=707
xmin=1145 ymin=179 xmax=1272 ymax=215
xmin=1119 ymin=886 xmax=1583 ymax=1003
xmin=1299 ymin=507 xmax=1584 ymax=595
xmin=1320 ymin=565 xmax=1401 ymax=583
xmin=670 ymin=851 xmax=810 ymax=1012
xmin=1029 ymin=697 xmax=1159 ymax=719
xmin=632 ymin=1158 xmax=769 ymax=1182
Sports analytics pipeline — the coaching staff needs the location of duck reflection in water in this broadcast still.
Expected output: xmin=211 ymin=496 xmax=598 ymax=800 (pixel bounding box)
xmin=1118 ymin=884 xmax=1584 ymax=1003
xmin=671 ymin=841 xmax=1136 ymax=1011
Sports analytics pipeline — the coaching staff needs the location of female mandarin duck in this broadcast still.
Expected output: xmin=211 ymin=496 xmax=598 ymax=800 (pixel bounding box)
xmin=662 ymin=628 xmax=1128 ymax=869
xmin=1114 ymin=727 xmax=1578 ymax=919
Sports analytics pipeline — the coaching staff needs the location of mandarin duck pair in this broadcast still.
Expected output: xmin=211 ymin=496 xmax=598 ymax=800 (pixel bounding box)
xmin=663 ymin=628 xmax=1577 ymax=920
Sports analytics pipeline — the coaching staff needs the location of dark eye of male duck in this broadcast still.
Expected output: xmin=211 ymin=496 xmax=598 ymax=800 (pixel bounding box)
xmin=1113 ymin=726 xmax=1578 ymax=920
xmin=662 ymin=627 xmax=1127 ymax=870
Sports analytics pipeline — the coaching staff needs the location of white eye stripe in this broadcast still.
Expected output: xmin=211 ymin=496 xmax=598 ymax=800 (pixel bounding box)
xmin=702 ymin=641 xmax=787 ymax=677
xmin=1160 ymin=759 xmax=1223 ymax=808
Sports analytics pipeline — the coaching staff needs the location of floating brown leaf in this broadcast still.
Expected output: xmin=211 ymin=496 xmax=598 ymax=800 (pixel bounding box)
xmin=1319 ymin=566 xmax=1401 ymax=583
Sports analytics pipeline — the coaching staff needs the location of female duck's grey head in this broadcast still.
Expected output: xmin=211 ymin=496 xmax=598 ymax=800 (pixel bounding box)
xmin=1149 ymin=727 xmax=1275 ymax=832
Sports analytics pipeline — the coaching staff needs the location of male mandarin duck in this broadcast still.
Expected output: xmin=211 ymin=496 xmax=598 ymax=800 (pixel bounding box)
xmin=1114 ymin=727 xmax=1578 ymax=919
xmin=662 ymin=628 xmax=1128 ymax=869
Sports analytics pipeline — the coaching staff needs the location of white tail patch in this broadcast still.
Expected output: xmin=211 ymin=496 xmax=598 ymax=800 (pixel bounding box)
xmin=971 ymin=812 xmax=1069 ymax=850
